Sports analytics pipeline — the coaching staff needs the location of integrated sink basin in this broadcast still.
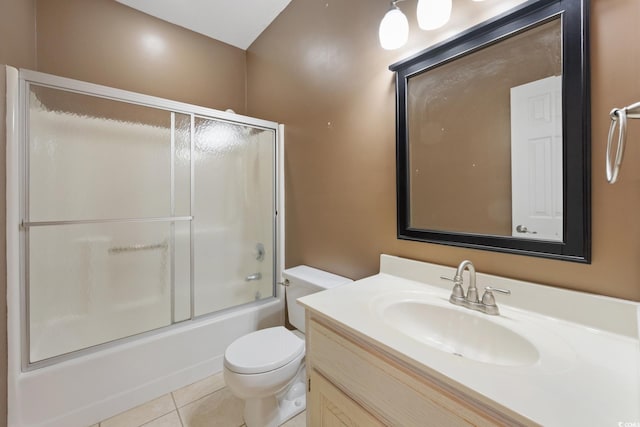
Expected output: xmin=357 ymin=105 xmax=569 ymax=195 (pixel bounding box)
xmin=376 ymin=296 xmax=540 ymax=367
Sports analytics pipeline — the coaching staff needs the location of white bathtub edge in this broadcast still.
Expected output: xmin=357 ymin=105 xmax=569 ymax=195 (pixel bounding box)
xmin=12 ymin=297 xmax=283 ymax=427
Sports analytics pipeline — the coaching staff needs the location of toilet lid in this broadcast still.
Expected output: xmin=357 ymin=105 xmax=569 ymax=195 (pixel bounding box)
xmin=224 ymin=326 xmax=305 ymax=374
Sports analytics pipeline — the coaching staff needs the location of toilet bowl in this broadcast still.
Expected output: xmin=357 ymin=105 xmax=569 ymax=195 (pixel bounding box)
xmin=223 ymin=266 xmax=352 ymax=427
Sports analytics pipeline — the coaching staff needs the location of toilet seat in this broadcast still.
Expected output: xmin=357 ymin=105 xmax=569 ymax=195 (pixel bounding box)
xmin=224 ymin=326 xmax=304 ymax=375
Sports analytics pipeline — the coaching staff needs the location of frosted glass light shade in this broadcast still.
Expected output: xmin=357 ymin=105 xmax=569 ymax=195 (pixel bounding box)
xmin=379 ymin=7 xmax=409 ymax=50
xmin=417 ymin=0 xmax=452 ymax=30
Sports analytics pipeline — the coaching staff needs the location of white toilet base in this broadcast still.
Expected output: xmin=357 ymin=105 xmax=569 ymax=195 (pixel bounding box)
xmin=277 ymin=375 xmax=306 ymax=424
xmin=243 ymin=367 xmax=306 ymax=427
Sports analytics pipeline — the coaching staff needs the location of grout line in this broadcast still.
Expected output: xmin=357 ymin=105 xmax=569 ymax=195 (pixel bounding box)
xmin=185 ymin=390 xmax=216 ymax=407
xmin=125 ymin=394 xmax=176 ymax=427
xmin=170 ymin=392 xmax=178 ymax=410
xmin=169 ymin=393 xmax=185 ymax=427
xmin=137 ymin=411 xmax=175 ymax=427
xmin=176 ymin=381 xmax=228 ymax=410
xmin=103 ymin=381 xmax=230 ymax=427
xmin=172 ymin=374 xmax=227 ymax=409
xmin=176 ymin=407 xmax=186 ymax=427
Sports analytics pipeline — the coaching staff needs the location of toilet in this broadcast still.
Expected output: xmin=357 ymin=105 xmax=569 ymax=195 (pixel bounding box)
xmin=223 ymin=265 xmax=352 ymax=427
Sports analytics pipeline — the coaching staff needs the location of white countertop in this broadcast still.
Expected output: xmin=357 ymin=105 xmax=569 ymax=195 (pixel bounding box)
xmin=298 ymin=255 xmax=640 ymax=427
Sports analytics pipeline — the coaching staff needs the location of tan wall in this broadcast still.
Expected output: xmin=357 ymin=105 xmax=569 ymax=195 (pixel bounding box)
xmin=36 ymin=0 xmax=247 ymax=114
xmin=1 ymin=0 xmax=36 ymax=423
xmin=247 ymin=0 xmax=640 ymax=302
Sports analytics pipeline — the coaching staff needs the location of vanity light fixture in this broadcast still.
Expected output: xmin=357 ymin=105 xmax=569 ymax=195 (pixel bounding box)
xmin=379 ymin=0 xmax=455 ymax=50
xmin=379 ymin=1 xmax=410 ymax=50
xmin=417 ymin=0 xmax=452 ymax=30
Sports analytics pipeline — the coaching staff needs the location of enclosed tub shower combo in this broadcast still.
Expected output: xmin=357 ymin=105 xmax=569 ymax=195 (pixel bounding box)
xmin=5 ymin=67 xmax=285 ymax=427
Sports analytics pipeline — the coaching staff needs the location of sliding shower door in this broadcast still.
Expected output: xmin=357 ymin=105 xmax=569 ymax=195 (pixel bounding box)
xmin=21 ymin=72 xmax=278 ymax=366
xmin=193 ymin=118 xmax=275 ymax=316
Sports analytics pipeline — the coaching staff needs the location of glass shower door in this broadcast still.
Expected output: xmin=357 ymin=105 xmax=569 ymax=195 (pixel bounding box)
xmin=22 ymin=75 xmax=278 ymax=367
xmin=193 ymin=117 xmax=275 ymax=316
xmin=26 ymin=85 xmax=192 ymax=363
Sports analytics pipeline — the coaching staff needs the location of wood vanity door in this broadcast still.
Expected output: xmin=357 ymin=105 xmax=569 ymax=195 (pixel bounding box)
xmin=308 ymin=369 xmax=385 ymax=427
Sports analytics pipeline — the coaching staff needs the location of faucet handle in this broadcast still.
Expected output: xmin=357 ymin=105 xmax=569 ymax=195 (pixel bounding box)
xmin=481 ymin=286 xmax=511 ymax=305
xmin=486 ymin=286 xmax=511 ymax=294
xmin=441 ymin=276 xmax=465 ymax=303
xmin=440 ymin=275 xmax=463 ymax=284
xmin=480 ymin=287 xmax=510 ymax=315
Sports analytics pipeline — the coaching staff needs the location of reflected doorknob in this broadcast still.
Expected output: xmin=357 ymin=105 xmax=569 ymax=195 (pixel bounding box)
xmin=515 ymin=225 xmax=537 ymax=234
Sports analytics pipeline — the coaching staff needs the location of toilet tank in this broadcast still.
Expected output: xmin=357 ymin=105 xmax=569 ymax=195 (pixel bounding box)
xmin=283 ymin=265 xmax=352 ymax=332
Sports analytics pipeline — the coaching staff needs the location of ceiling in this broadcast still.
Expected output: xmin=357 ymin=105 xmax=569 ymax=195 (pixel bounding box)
xmin=115 ymin=0 xmax=292 ymax=50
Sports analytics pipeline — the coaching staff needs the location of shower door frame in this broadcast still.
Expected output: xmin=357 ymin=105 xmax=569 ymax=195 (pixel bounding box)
xmin=12 ymin=68 xmax=282 ymax=371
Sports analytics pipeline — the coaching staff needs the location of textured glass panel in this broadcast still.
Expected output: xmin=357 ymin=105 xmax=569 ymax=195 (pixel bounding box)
xmin=193 ymin=118 xmax=275 ymax=316
xmin=29 ymin=221 xmax=173 ymax=362
xmin=174 ymin=113 xmax=191 ymax=217
xmin=28 ymin=85 xmax=172 ymax=221
xmin=173 ymin=221 xmax=191 ymax=322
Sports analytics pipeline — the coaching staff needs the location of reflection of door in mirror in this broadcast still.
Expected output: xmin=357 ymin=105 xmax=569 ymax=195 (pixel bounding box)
xmin=406 ymin=18 xmax=561 ymax=239
xmin=510 ymin=76 xmax=563 ymax=241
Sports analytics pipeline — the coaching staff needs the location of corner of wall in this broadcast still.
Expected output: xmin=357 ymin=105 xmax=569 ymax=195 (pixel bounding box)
xmin=0 ymin=64 xmax=8 ymax=427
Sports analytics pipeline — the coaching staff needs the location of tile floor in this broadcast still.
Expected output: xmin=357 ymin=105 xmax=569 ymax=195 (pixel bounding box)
xmin=91 ymin=373 xmax=306 ymax=427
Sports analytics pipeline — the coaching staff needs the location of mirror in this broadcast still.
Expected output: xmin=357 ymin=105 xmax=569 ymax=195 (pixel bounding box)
xmin=390 ymin=0 xmax=590 ymax=262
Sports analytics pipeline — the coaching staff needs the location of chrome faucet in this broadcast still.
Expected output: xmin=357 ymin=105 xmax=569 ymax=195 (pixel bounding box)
xmin=441 ymin=260 xmax=511 ymax=315
xmin=456 ymin=260 xmax=479 ymax=305
xmin=245 ymin=272 xmax=262 ymax=281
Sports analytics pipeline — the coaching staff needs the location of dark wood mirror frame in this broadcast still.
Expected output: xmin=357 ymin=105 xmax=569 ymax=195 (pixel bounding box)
xmin=390 ymin=0 xmax=590 ymax=263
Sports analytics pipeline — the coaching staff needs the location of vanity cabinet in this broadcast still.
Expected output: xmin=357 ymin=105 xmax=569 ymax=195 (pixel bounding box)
xmin=308 ymin=369 xmax=385 ymax=426
xmin=305 ymin=312 xmax=535 ymax=427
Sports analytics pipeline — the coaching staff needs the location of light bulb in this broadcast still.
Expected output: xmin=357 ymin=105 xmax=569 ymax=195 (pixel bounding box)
xmin=379 ymin=5 xmax=409 ymax=50
xmin=417 ymin=0 xmax=452 ymax=30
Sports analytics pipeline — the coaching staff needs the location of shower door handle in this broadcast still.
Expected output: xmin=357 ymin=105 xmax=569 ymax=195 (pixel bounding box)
xmin=245 ymin=273 xmax=262 ymax=281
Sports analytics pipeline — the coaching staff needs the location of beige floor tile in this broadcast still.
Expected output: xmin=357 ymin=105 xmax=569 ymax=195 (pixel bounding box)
xmin=101 ymin=394 xmax=176 ymax=427
xmin=172 ymin=373 xmax=226 ymax=408
xmin=141 ymin=411 xmax=183 ymax=427
xmin=282 ymin=411 xmax=306 ymax=427
xmin=178 ymin=388 xmax=244 ymax=427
